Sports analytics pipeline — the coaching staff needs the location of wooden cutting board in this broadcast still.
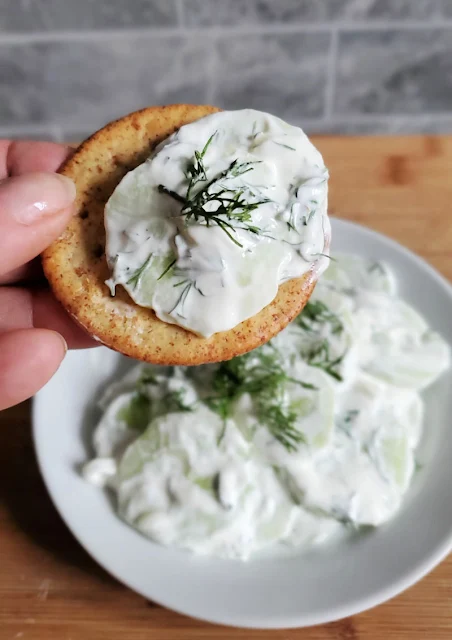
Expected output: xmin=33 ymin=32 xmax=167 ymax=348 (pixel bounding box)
xmin=1 ymin=135 xmax=452 ymax=639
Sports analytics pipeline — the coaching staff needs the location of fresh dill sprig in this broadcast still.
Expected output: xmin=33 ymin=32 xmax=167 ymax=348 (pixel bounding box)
xmin=296 ymin=300 xmax=344 ymax=335
xmin=158 ymin=136 xmax=268 ymax=248
xmin=186 ymin=131 xmax=216 ymax=200
xmin=305 ymin=338 xmax=344 ymax=382
xmin=126 ymin=253 xmax=153 ymax=289
xmin=255 ymin=401 xmax=306 ymax=451
xmin=296 ymin=301 xmax=346 ymax=381
xmin=206 ymin=349 xmax=314 ymax=451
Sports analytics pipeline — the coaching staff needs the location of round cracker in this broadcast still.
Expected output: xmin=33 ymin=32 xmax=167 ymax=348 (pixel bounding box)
xmin=42 ymin=104 xmax=318 ymax=366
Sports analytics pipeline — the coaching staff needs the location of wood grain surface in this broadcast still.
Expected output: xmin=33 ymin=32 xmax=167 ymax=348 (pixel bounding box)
xmin=1 ymin=135 xmax=452 ymax=639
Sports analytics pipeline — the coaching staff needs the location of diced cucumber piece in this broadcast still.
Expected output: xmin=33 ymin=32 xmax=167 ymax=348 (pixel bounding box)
xmin=93 ymin=392 xmax=145 ymax=458
xmin=375 ymin=431 xmax=414 ymax=492
xmin=322 ymin=253 xmax=396 ymax=295
xmin=354 ymin=294 xmax=450 ymax=390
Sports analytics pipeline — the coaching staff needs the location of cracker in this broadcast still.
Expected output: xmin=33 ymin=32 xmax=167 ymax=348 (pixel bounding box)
xmin=42 ymin=104 xmax=317 ymax=365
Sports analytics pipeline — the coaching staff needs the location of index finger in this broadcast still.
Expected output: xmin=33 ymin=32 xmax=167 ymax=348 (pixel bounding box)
xmin=0 ymin=140 xmax=72 ymax=179
xmin=0 ymin=171 xmax=76 ymax=276
xmin=0 ymin=140 xmax=75 ymax=280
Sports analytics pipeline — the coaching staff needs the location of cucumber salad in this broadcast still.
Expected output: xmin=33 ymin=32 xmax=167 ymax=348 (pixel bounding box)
xmin=83 ymin=254 xmax=450 ymax=560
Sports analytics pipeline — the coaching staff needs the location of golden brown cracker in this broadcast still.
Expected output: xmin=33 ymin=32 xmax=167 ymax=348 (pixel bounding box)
xmin=42 ymin=104 xmax=317 ymax=365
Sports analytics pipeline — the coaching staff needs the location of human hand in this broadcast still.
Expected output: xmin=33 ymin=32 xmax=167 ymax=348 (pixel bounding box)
xmin=0 ymin=141 xmax=95 ymax=411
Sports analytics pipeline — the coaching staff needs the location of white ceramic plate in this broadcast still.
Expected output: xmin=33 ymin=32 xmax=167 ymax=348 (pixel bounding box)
xmin=33 ymin=218 xmax=452 ymax=629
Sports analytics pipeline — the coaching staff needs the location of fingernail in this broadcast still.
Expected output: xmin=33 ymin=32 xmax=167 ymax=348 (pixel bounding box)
xmin=55 ymin=174 xmax=77 ymax=202
xmin=5 ymin=172 xmax=77 ymax=225
xmin=52 ymin=331 xmax=68 ymax=355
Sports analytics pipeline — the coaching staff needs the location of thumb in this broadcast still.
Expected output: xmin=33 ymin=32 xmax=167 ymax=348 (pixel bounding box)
xmin=0 ymin=328 xmax=67 ymax=410
xmin=0 ymin=172 xmax=76 ymax=276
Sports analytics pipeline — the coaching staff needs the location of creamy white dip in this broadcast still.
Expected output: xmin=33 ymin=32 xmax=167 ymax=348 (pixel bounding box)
xmin=104 ymin=109 xmax=330 ymax=337
xmin=83 ymin=254 xmax=450 ymax=560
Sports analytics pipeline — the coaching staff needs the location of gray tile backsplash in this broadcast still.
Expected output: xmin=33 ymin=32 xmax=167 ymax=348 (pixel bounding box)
xmin=0 ymin=0 xmax=451 ymax=140
xmin=0 ymin=0 xmax=178 ymax=32
xmin=214 ymin=33 xmax=331 ymax=121
xmin=184 ymin=0 xmax=444 ymax=26
xmin=336 ymin=29 xmax=452 ymax=115
xmin=184 ymin=0 xmax=319 ymax=26
xmin=332 ymin=0 xmax=443 ymax=20
xmin=0 ymin=37 xmax=211 ymax=129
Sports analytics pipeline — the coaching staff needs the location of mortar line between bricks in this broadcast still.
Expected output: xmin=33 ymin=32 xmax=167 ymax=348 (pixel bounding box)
xmin=175 ymin=0 xmax=184 ymax=27
xmin=2 ymin=113 xmax=452 ymax=139
xmin=314 ymin=113 xmax=452 ymax=123
xmin=1 ymin=20 xmax=452 ymax=45
xmin=54 ymin=112 xmax=452 ymax=134
xmin=324 ymin=28 xmax=338 ymax=120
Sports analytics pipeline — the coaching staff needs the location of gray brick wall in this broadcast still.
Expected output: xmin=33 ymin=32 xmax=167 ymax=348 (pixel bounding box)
xmin=1 ymin=0 xmax=451 ymax=141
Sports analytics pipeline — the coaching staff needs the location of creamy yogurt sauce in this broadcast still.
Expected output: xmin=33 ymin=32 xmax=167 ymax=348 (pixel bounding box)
xmin=83 ymin=254 xmax=450 ymax=560
xmin=104 ymin=109 xmax=330 ymax=337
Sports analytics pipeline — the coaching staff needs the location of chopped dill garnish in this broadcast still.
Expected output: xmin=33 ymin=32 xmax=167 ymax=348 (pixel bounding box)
xmin=296 ymin=300 xmax=344 ymax=335
xmin=414 ymin=460 xmax=424 ymax=474
xmin=337 ymin=409 xmax=360 ymax=437
xmin=157 ymin=257 xmax=177 ymax=281
xmin=305 ymin=339 xmax=344 ymax=382
xmin=368 ymin=261 xmax=385 ymax=275
xmin=170 ymin=281 xmax=193 ymax=318
xmin=173 ymin=278 xmax=190 ymax=288
xmin=344 ymin=409 xmax=359 ymax=424
xmin=126 ymin=253 xmax=153 ymax=289
xmin=273 ymin=141 xmax=296 ymax=151
xmin=295 ymin=300 xmax=347 ymax=381
xmin=162 ymin=388 xmax=193 ymax=414
xmin=186 ymin=131 xmax=216 ymax=200
xmin=251 ymin=120 xmax=259 ymax=139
